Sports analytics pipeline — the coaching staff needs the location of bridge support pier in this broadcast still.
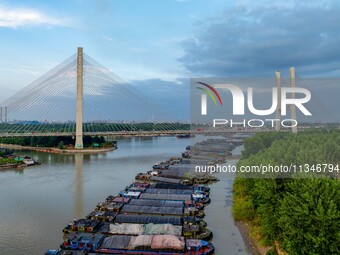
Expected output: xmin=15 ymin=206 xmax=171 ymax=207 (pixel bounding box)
xmin=75 ymin=47 xmax=84 ymax=149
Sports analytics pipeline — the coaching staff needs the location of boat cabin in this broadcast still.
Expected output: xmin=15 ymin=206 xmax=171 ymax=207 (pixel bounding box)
xmin=61 ymin=233 xmax=104 ymax=251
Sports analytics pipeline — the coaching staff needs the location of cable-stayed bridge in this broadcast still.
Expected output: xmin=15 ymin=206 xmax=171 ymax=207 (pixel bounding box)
xmin=0 ymin=48 xmax=303 ymax=148
xmin=0 ymin=48 xmax=189 ymax=148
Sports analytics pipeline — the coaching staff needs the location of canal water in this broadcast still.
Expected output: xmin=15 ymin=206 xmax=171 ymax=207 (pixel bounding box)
xmin=0 ymin=136 xmax=249 ymax=255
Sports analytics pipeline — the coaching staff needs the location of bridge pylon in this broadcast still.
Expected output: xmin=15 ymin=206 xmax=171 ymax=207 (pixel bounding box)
xmin=290 ymin=67 xmax=298 ymax=134
xmin=275 ymin=70 xmax=281 ymax=131
xmin=75 ymin=47 xmax=84 ymax=149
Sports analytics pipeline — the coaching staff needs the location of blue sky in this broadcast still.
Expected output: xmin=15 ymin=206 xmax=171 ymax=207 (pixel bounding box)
xmin=0 ymin=0 xmax=340 ymax=121
xmin=0 ymin=0 xmax=228 ymax=88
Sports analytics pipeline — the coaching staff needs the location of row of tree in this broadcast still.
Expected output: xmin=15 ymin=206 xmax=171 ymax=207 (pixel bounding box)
xmin=0 ymin=122 xmax=190 ymax=133
xmin=233 ymin=130 xmax=340 ymax=255
xmin=0 ymin=135 xmax=109 ymax=148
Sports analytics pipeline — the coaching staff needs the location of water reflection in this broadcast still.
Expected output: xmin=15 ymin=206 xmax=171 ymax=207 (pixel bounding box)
xmin=0 ymin=167 xmax=25 ymax=174
xmin=74 ymin=153 xmax=83 ymax=218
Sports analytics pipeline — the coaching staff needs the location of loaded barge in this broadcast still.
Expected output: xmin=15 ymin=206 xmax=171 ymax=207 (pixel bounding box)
xmin=46 ymin=138 xmax=238 ymax=255
xmin=56 ymin=233 xmax=214 ymax=254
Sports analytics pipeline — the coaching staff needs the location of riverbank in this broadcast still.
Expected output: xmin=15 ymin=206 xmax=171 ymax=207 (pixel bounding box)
xmin=236 ymin=221 xmax=269 ymax=255
xmin=0 ymin=150 xmax=40 ymax=170
xmin=227 ymin=145 xmax=264 ymax=255
xmin=0 ymin=162 xmax=25 ymax=169
xmin=232 ymin=177 xmax=272 ymax=254
xmin=0 ymin=143 xmax=116 ymax=154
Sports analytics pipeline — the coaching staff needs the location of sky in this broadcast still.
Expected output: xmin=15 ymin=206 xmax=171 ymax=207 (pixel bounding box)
xmin=0 ymin=0 xmax=340 ymax=121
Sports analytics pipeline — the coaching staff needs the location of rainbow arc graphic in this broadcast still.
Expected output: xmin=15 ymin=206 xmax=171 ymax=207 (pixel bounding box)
xmin=196 ymin=82 xmax=223 ymax=105
xmin=196 ymin=82 xmax=223 ymax=115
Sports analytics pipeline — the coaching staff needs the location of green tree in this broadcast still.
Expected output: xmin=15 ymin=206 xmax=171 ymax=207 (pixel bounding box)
xmin=58 ymin=141 xmax=65 ymax=149
xmin=278 ymin=178 xmax=340 ymax=255
xmin=30 ymin=136 xmax=37 ymax=146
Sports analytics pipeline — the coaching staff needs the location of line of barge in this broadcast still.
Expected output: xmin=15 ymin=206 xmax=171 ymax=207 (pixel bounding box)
xmin=46 ymin=137 xmax=239 ymax=255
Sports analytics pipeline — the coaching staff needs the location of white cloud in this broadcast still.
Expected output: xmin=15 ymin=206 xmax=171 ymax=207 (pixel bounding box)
xmin=235 ymin=0 xmax=334 ymax=8
xmin=0 ymin=5 xmax=70 ymax=28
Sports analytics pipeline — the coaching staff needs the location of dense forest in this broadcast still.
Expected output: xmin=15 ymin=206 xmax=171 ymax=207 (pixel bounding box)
xmin=0 ymin=135 xmax=112 ymax=148
xmin=233 ymin=131 xmax=340 ymax=255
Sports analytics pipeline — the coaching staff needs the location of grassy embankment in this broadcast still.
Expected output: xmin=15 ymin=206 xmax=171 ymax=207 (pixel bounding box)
xmin=0 ymin=157 xmax=22 ymax=166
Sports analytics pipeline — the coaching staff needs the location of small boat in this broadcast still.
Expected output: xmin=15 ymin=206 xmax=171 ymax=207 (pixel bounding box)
xmin=182 ymin=151 xmax=190 ymax=158
xmin=183 ymin=224 xmax=213 ymax=241
xmin=131 ymin=182 xmax=150 ymax=189
xmin=194 ymin=184 xmax=210 ymax=192
xmin=120 ymin=191 xmax=141 ymax=199
xmin=152 ymin=163 xmax=169 ymax=170
xmin=183 ymin=216 xmax=207 ymax=228
xmin=63 ymin=219 xmax=102 ymax=234
xmin=45 ymin=249 xmax=87 ymax=255
xmin=135 ymin=173 xmax=151 ymax=181
xmin=147 ymin=171 xmax=159 ymax=176
xmin=119 ymin=186 xmax=146 ymax=195
xmin=192 ymin=189 xmax=209 ymax=197
xmin=87 ymin=211 xmax=118 ymax=223
xmin=61 ymin=233 xmax=104 ymax=251
xmin=176 ymin=134 xmax=195 ymax=138
xmin=192 ymin=193 xmax=211 ymax=204
xmin=184 ymin=200 xmax=204 ymax=210
xmin=95 ymin=201 xmax=124 ymax=212
xmin=184 ymin=207 xmax=205 ymax=218
xmin=124 ymin=185 xmax=147 ymax=192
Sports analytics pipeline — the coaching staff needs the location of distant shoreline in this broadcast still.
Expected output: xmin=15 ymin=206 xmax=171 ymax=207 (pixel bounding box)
xmin=0 ymin=143 xmax=116 ymax=154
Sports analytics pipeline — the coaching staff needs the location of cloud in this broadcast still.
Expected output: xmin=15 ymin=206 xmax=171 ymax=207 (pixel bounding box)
xmin=0 ymin=67 xmax=41 ymax=76
xmin=179 ymin=1 xmax=340 ymax=77
xmin=131 ymin=78 xmax=189 ymax=121
xmin=0 ymin=59 xmax=42 ymax=76
xmin=0 ymin=5 xmax=70 ymax=28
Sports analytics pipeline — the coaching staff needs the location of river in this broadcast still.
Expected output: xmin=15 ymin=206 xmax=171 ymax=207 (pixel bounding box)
xmin=0 ymin=136 xmax=249 ymax=255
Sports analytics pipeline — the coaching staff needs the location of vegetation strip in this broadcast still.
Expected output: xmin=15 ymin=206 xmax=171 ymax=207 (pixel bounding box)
xmin=233 ymin=131 xmax=340 ymax=255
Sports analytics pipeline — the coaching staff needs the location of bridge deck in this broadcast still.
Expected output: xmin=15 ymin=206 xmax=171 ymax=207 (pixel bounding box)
xmin=0 ymin=129 xmax=274 ymax=137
